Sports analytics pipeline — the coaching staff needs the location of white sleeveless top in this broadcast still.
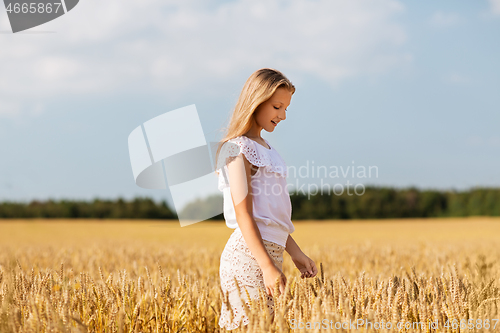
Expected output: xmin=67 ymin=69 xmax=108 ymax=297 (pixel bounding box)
xmin=215 ymin=135 xmax=295 ymax=247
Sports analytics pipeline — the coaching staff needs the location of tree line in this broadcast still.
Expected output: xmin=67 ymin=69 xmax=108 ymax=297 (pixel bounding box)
xmin=0 ymin=186 xmax=498 ymax=219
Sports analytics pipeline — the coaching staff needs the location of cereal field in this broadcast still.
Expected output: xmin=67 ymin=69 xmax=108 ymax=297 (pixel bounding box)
xmin=0 ymin=217 xmax=499 ymax=332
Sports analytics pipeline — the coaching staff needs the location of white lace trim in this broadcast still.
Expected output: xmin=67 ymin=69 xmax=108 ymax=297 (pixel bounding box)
xmin=215 ymin=136 xmax=288 ymax=191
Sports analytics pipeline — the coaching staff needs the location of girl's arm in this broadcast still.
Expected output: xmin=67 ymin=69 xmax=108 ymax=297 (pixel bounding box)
xmin=285 ymin=234 xmax=318 ymax=278
xmin=226 ymin=152 xmax=287 ymax=295
xmin=227 ymin=153 xmax=274 ymax=270
xmin=285 ymin=234 xmax=303 ymax=258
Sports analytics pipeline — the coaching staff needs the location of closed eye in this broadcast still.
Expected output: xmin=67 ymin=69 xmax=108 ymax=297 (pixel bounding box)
xmin=273 ymin=106 xmax=279 ymax=110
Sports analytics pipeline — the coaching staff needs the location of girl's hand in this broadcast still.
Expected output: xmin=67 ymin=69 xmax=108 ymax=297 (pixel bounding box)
xmin=262 ymin=265 xmax=287 ymax=297
xmin=291 ymin=252 xmax=318 ymax=279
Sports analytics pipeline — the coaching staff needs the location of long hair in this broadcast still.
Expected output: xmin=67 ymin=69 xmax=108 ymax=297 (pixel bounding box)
xmin=214 ymin=68 xmax=295 ymax=171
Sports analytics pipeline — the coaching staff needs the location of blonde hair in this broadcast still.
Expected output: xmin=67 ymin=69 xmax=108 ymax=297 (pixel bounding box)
xmin=214 ymin=68 xmax=295 ymax=169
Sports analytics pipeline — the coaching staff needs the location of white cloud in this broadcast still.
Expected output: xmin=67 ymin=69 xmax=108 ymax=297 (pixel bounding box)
xmin=0 ymin=99 xmax=21 ymax=117
xmin=0 ymin=0 xmax=411 ymax=117
xmin=0 ymin=97 xmax=44 ymax=118
xmin=429 ymin=11 xmax=461 ymax=27
xmin=488 ymin=0 xmax=500 ymax=15
xmin=443 ymin=72 xmax=470 ymax=85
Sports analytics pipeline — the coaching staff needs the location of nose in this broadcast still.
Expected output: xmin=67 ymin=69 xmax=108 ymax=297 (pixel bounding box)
xmin=279 ymin=108 xmax=286 ymax=121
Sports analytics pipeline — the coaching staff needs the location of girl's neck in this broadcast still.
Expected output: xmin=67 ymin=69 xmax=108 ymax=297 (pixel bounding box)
xmin=244 ymin=119 xmax=263 ymax=140
xmin=243 ymin=129 xmax=262 ymax=140
xmin=244 ymin=134 xmax=262 ymax=140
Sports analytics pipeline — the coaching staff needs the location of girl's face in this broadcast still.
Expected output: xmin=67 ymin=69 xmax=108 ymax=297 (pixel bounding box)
xmin=253 ymin=87 xmax=292 ymax=133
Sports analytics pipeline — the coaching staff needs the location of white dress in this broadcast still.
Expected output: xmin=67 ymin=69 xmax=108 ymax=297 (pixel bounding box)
xmin=215 ymin=135 xmax=295 ymax=246
xmin=215 ymin=135 xmax=294 ymax=330
xmin=219 ymin=228 xmax=285 ymax=330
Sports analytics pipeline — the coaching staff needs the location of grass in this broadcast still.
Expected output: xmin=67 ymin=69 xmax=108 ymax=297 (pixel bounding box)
xmin=0 ymin=217 xmax=499 ymax=332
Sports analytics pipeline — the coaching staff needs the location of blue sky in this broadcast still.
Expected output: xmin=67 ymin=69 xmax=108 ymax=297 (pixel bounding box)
xmin=0 ymin=0 xmax=499 ymax=209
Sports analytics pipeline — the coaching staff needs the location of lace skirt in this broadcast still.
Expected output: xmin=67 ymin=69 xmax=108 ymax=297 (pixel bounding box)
xmin=219 ymin=228 xmax=285 ymax=330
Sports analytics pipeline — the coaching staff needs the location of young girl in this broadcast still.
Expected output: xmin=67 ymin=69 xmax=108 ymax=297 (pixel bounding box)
xmin=215 ymin=68 xmax=318 ymax=330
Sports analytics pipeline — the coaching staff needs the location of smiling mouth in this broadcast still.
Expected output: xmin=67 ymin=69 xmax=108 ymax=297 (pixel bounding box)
xmin=271 ymin=120 xmax=278 ymax=125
